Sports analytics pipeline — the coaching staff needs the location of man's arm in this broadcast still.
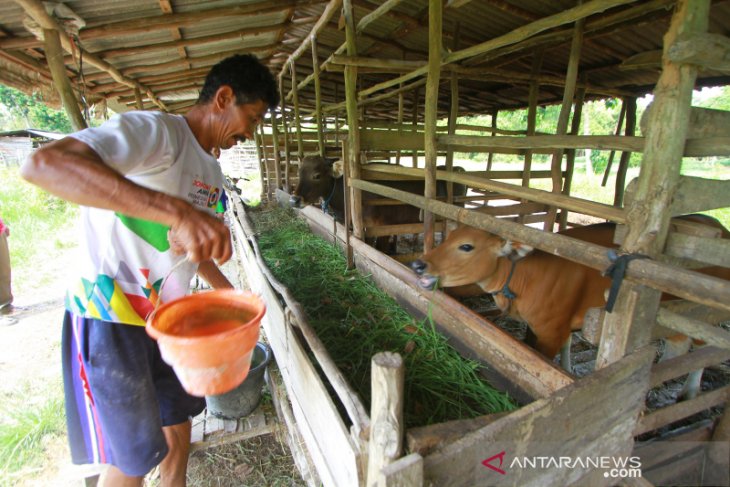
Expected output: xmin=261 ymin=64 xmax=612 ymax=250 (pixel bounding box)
xmin=196 ymin=260 xmax=234 ymax=289
xmin=22 ymin=137 xmax=231 ymax=264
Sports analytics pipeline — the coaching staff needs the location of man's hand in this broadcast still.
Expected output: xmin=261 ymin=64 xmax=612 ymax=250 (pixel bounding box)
xmin=168 ymin=207 xmax=232 ymax=264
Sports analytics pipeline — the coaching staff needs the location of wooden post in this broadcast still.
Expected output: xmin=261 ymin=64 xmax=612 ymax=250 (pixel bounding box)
xmin=596 ymin=0 xmax=710 ymax=369
xmin=396 ymin=52 xmax=406 ymax=166
xmin=271 ymin=110 xmax=283 ymax=192
xmin=254 ymin=126 xmax=268 ymax=201
xmin=312 ymin=36 xmax=324 ymax=157
xmin=614 ymin=97 xmax=637 ymax=207
xmin=559 ymin=81 xmax=587 ymax=230
xmin=279 ymin=77 xmax=292 ymax=192
xmin=486 ymin=109 xmax=497 ymax=171
xmin=134 ymin=86 xmax=144 ymax=110
xmin=601 ymin=98 xmax=627 ymax=187
xmin=520 ymin=50 xmax=543 ymax=222
xmin=705 ymin=400 xmax=730 ymax=486
xmin=445 ymin=23 xmax=461 ymax=211
xmin=366 ymin=352 xmax=405 ymax=487
xmin=290 ymin=61 xmax=304 ymax=160
xmin=43 ymin=29 xmax=86 ymax=131
xmin=544 ymin=15 xmax=584 ymax=231
xmin=411 ymin=87 xmax=420 ymax=168
xmin=423 ymin=0 xmax=443 ymax=252
xmin=343 ymin=0 xmax=363 ymax=240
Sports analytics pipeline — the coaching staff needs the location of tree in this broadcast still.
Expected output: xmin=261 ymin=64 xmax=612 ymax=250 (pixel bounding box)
xmin=0 ymin=85 xmax=73 ymax=133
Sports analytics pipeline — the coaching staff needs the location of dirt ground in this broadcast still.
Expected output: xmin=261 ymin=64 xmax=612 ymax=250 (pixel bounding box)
xmin=0 ymin=239 xmax=302 ymax=486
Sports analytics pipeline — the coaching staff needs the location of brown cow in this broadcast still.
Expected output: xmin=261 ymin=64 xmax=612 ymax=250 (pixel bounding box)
xmin=411 ymin=218 xmax=730 ymax=377
xmin=290 ymin=155 xmax=467 ymax=253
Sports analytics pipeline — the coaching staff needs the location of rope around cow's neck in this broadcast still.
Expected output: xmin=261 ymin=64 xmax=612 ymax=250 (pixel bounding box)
xmin=493 ymin=256 xmax=519 ymax=301
xmin=321 ymin=178 xmax=337 ymax=215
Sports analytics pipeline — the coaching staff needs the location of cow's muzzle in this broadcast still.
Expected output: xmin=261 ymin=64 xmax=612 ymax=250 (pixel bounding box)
xmin=289 ymin=195 xmax=302 ymax=208
xmin=410 ymin=259 xmax=438 ymax=290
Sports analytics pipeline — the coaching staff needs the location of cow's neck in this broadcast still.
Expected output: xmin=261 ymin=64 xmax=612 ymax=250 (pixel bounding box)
xmin=479 ymin=256 xmax=527 ymax=312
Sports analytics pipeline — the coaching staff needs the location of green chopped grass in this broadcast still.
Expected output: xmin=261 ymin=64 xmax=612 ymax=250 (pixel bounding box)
xmin=251 ymin=206 xmax=517 ymax=427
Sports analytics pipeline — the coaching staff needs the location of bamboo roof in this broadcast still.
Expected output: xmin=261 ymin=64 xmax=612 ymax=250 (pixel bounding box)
xmin=1 ymin=0 xmax=729 ymax=120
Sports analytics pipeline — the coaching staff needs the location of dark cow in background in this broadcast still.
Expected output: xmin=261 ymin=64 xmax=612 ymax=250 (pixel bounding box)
xmin=290 ymin=155 xmax=467 ymax=253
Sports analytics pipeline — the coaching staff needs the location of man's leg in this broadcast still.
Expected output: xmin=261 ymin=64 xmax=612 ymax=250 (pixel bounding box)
xmin=99 ymin=466 xmax=144 ymax=487
xmin=159 ymin=420 xmax=193 ymax=487
xmin=0 ymin=230 xmax=12 ymax=309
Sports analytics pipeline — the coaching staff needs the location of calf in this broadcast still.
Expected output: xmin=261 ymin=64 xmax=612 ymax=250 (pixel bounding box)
xmin=411 ymin=219 xmax=730 ymax=374
xmin=290 ymin=155 xmax=466 ymax=252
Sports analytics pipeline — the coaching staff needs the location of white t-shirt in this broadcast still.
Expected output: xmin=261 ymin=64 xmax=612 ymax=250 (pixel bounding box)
xmin=66 ymin=110 xmax=224 ymax=326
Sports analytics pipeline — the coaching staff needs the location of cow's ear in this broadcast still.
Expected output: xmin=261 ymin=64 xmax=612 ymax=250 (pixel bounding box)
xmin=332 ymin=159 xmax=345 ymax=179
xmin=498 ymin=240 xmax=534 ymax=258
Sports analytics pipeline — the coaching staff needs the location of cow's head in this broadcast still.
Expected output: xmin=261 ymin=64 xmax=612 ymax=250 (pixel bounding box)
xmin=410 ymin=226 xmax=533 ymax=290
xmin=290 ymin=155 xmax=343 ymax=208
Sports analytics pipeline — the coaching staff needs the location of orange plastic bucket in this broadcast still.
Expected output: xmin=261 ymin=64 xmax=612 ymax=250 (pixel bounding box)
xmin=146 ymin=290 xmax=266 ymax=397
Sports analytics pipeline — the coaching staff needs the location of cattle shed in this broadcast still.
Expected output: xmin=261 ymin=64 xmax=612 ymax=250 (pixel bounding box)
xmin=3 ymin=0 xmax=730 ymax=485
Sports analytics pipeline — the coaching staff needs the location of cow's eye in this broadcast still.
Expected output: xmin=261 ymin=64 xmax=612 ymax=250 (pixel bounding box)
xmin=312 ymin=173 xmax=320 ymax=180
xmin=458 ymin=244 xmax=474 ymax=252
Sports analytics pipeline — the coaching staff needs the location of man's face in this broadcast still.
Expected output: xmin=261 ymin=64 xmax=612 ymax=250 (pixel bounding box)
xmin=219 ymin=98 xmax=268 ymax=150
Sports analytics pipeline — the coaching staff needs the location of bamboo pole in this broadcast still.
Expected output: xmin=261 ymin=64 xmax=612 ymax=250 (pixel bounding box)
xmin=290 ymin=62 xmax=304 ymax=160
xmin=278 ymin=0 xmax=342 ymax=79
xmin=270 ymin=111 xmax=282 ymax=192
xmin=343 ymin=0 xmax=363 ymax=240
xmin=412 ymin=88 xmax=420 ymax=167
xmin=445 ymin=23 xmax=461 ymax=212
xmin=366 ymin=352 xmax=405 ymax=487
xmin=396 ymin=52 xmax=406 ymax=166
xmin=559 ymin=81 xmax=587 ymax=230
xmin=520 ymin=51 xmax=543 ymax=222
xmin=486 ymin=110 xmax=497 ymax=172
xmin=614 ymin=97 xmax=637 ymax=206
xmin=423 ymin=0 xmax=443 ymax=252
xmin=357 ymin=0 xmax=408 ymax=34
xmin=596 ymin=0 xmax=711 ymax=369
xmin=311 ymin=36 xmax=324 ymax=157
xmin=601 ymin=99 xmax=627 ymax=187
xmin=42 ymin=29 xmax=87 ymax=131
xmin=544 ymin=14 xmax=584 ymax=231
xmin=279 ymin=79 xmax=291 ymax=192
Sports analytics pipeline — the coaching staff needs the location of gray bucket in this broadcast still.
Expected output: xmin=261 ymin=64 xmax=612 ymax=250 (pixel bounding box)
xmin=205 ymin=342 xmax=272 ymax=419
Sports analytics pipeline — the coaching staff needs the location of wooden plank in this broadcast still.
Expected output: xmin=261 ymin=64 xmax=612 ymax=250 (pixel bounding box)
xmin=634 ymin=385 xmax=730 ymax=436
xmin=378 ymin=453 xmax=424 ymax=487
xmin=233 ymin=209 xmax=362 ymax=487
xmin=407 ymin=413 xmax=508 ymax=457
xmin=669 ymin=176 xmax=730 ymax=216
xmin=657 ymin=308 xmax=730 ymax=350
xmin=190 ymin=423 xmax=273 ymax=453
xmin=668 ymin=32 xmax=730 ymax=74
xmin=633 ymin=421 xmax=713 ymax=471
xmin=650 ymin=346 xmax=730 ymax=388
xmin=423 ymin=347 xmax=654 ymax=487
xmin=641 ymin=449 xmax=706 ymax=487
xmin=358 ymin=165 xmax=626 ymax=223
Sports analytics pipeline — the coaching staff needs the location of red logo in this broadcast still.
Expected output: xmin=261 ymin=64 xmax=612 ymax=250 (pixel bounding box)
xmin=482 ymin=451 xmax=507 ymax=475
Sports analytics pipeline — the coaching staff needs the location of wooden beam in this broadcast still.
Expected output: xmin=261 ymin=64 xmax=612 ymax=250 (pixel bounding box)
xmin=43 ymin=29 xmax=86 ymax=130
xmin=79 ymin=1 xmax=296 ymax=41
xmin=278 ymin=0 xmax=342 ymax=79
xmin=634 ymin=385 xmax=730 ymax=436
xmin=357 ymin=0 xmax=408 ymax=34
xmin=12 ymin=0 xmax=167 ymax=111
xmin=668 ymin=32 xmax=730 ymax=73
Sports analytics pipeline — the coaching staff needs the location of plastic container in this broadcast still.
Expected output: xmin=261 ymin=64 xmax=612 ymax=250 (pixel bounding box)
xmin=146 ymin=289 xmax=266 ymax=397
xmin=206 ymin=342 xmax=272 ymax=419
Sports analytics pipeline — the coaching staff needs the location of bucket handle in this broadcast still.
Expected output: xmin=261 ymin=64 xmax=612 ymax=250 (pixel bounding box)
xmin=147 ymin=257 xmax=189 ymax=325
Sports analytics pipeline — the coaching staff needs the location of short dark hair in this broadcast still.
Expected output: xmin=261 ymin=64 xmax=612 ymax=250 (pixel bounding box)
xmin=198 ymin=54 xmax=279 ymax=109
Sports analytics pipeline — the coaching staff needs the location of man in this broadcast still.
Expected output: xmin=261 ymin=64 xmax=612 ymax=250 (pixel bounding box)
xmin=21 ymin=54 xmax=278 ymax=486
xmin=0 ymin=215 xmax=12 ymax=316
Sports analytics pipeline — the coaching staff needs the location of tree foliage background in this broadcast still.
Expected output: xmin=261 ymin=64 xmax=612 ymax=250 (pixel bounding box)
xmin=0 ymin=85 xmax=73 ymax=133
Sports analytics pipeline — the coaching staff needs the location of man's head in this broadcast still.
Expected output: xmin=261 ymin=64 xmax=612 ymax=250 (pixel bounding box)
xmin=196 ymin=54 xmax=279 ymax=151
xmin=198 ymin=54 xmax=279 ymax=108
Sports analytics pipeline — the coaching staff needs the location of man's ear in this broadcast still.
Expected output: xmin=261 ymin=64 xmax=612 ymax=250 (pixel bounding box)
xmin=331 ymin=159 xmax=345 ymax=179
xmin=213 ymin=85 xmax=235 ymax=111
